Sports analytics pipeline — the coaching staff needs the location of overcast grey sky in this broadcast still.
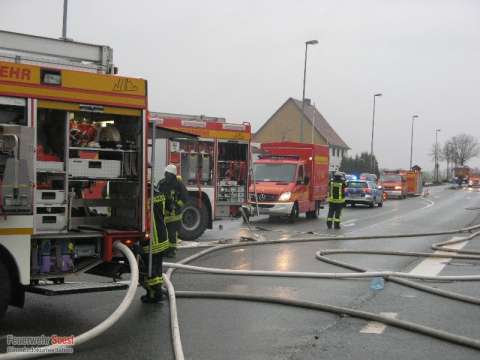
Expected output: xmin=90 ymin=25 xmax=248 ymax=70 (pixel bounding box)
xmin=2 ymin=0 xmax=479 ymax=171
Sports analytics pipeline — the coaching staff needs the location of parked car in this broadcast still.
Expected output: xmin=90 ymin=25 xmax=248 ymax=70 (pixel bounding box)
xmin=345 ymin=180 xmax=383 ymax=208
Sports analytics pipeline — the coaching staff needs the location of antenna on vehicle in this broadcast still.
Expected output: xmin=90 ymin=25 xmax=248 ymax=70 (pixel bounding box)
xmin=61 ymin=0 xmax=72 ymax=41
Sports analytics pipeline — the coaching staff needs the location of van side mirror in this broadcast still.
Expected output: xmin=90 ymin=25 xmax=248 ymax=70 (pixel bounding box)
xmin=304 ymin=176 xmax=310 ymax=185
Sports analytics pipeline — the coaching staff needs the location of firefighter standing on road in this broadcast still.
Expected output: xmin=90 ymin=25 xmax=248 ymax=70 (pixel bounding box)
xmin=327 ymin=171 xmax=346 ymax=230
xmin=156 ymin=164 xmax=189 ymax=258
xmin=140 ymin=190 xmax=169 ymax=303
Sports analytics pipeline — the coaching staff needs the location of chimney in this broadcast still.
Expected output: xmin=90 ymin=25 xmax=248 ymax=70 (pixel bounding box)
xmin=303 ymin=98 xmax=311 ymax=106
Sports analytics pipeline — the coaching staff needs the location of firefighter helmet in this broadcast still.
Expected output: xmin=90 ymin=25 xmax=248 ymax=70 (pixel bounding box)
xmin=99 ymin=125 xmax=121 ymax=148
xmin=165 ymin=164 xmax=177 ymax=175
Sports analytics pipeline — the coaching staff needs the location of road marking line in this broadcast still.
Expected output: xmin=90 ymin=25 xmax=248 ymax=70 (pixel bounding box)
xmin=343 ymin=223 xmax=355 ymax=227
xmin=360 ymin=312 xmax=398 ymax=334
xmin=409 ymin=237 xmax=468 ymax=276
xmin=420 ymin=197 xmax=435 ymax=209
xmin=343 ymin=219 xmax=358 ymax=225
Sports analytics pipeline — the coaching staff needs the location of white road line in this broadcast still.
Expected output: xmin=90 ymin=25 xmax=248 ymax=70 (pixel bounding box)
xmin=420 ymin=197 xmax=435 ymax=209
xmin=343 ymin=219 xmax=358 ymax=225
xmin=360 ymin=312 xmax=398 ymax=334
xmin=343 ymin=223 xmax=355 ymax=227
xmin=409 ymin=236 xmax=468 ymax=276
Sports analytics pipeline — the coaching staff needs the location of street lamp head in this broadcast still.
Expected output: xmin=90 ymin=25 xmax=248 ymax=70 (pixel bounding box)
xmin=436 ymin=128 xmax=441 ymax=132
xmin=413 ymin=115 xmax=419 ymax=119
xmin=374 ymin=93 xmax=382 ymax=97
xmin=306 ymin=40 xmax=319 ymax=45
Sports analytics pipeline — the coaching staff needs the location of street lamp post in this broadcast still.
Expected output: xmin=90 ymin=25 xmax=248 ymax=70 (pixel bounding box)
xmin=409 ymin=115 xmax=419 ymax=169
xmin=435 ymin=128 xmax=441 ymax=183
xmin=300 ymin=39 xmax=318 ymax=143
xmin=370 ymin=93 xmax=382 ymax=173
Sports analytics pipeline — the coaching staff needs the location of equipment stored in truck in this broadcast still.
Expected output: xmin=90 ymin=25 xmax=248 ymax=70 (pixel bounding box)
xmin=243 ymin=142 xmax=329 ymax=222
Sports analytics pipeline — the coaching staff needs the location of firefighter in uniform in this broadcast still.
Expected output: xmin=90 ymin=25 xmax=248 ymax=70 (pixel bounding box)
xmin=327 ymin=171 xmax=346 ymax=229
xmin=140 ymin=191 xmax=170 ymax=303
xmin=156 ymin=164 xmax=189 ymax=258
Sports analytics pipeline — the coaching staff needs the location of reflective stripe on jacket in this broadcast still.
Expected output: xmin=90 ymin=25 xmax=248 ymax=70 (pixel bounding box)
xmin=143 ymin=194 xmax=169 ymax=254
xmin=328 ymin=180 xmax=346 ymax=203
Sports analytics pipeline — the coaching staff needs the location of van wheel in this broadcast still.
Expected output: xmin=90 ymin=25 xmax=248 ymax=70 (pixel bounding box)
xmin=179 ymin=202 xmax=209 ymax=241
xmin=289 ymin=203 xmax=299 ymax=223
xmin=0 ymin=261 xmax=11 ymax=319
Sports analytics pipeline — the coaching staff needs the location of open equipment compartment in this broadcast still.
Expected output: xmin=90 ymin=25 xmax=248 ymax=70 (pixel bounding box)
xmin=67 ymin=108 xmax=144 ymax=231
xmin=216 ymin=140 xmax=248 ymax=217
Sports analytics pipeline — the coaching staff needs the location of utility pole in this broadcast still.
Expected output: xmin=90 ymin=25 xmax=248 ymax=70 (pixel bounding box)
xmin=62 ymin=0 xmax=69 ymax=39
xmin=435 ymin=128 xmax=441 ymax=183
xmin=370 ymin=93 xmax=382 ymax=173
xmin=300 ymin=39 xmax=318 ymax=143
xmin=409 ymin=115 xmax=419 ymax=169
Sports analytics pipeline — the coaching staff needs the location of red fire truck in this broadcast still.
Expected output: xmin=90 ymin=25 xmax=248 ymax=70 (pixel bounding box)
xmin=149 ymin=112 xmax=252 ymax=240
xmin=244 ymin=142 xmax=330 ymax=222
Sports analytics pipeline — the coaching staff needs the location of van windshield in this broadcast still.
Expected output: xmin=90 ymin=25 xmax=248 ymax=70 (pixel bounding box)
xmin=254 ymin=163 xmax=296 ymax=182
xmin=383 ymin=174 xmax=402 ymax=182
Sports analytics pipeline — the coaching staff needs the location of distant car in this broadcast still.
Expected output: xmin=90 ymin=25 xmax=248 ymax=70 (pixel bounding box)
xmin=359 ymin=173 xmax=378 ymax=182
xmin=345 ymin=180 xmax=383 ymax=208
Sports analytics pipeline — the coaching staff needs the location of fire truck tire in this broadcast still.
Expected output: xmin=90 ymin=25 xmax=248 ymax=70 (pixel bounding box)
xmin=0 ymin=260 xmax=11 ymax=318
xmin=288 ymin=203 xmax=299 ymax=223
xmin=179 ymin=202 xmax=208 ymax=241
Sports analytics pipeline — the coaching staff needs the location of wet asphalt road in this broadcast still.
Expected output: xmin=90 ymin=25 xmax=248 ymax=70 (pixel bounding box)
xmin=2 ymin=185 xmax=480 ymax=359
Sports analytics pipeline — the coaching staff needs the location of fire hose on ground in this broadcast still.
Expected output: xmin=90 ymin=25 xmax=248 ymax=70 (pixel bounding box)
xmin=0 ymin=241 xmax=139 ymax=360
xmin=3 ymin=224 xmax=480 ymax=359
xmin=162 ymin=224 xmax=480 ymax=357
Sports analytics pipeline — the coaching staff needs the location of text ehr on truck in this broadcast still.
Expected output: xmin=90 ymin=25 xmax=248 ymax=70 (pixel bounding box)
xmin=243 ymin=142 xmax=330 ymax=222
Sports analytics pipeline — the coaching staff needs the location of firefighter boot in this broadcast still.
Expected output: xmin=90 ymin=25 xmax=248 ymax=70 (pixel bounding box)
xmin=141 ymin=287 xmax=164 ymax=304
xmin=334 ymin=222 xmax=341 ymax=230
xmin=326 ymin=220 xmax=332 ymax=229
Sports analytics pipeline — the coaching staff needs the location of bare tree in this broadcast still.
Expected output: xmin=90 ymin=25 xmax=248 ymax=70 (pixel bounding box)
xmin=442 ymin=141 xmax=457 ymax=178
xmin=449 ymin=134 xmax=480 ymax=166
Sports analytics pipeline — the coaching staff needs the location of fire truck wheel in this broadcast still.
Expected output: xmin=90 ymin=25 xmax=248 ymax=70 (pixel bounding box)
xmin=0 ymin=260 xmax=11 ymax=318
xmin=179 ymin=203 xmax=208 ymax=241
xmin=288 ymin=203 xmax=299 ymax=223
